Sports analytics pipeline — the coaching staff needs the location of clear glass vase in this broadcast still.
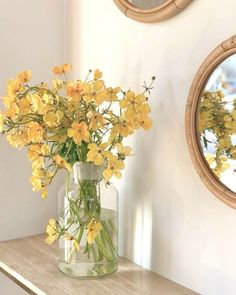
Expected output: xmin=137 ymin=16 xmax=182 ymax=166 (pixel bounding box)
xmin=58 ymin=162 xmax=118 ymax=278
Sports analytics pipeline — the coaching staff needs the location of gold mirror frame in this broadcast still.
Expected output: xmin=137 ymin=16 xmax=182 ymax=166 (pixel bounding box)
xmin=113 ymin=0 xmax=193 ymax=23
xmin=186 ymin=36 xmax=236 ymax=208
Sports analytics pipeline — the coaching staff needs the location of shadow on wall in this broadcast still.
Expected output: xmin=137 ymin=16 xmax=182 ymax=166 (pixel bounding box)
xmin=117 ymin=64 xmax=160 ymax=269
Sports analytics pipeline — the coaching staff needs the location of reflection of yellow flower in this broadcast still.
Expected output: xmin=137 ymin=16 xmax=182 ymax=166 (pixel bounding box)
xmin=103 ymin=156 xmax=125 ymax=179
xmin=68 ymin=122 xmax=90 ymax=144
xmin=224 ymin=110 xmax=236 ymax=131
xmin=87 ymin=143 xmax=110 ymax=165
xmin=52 ymin=64 xmax=72 ymax=75
xmin=43 ymin=110 xmax=64 ymax=128
xmin=218 ymin=137 xmax=232 ymax=150
xmin=213 ymin=157 xmax=230 ymax=178
xmin=53 ymin=155 xmax=72 ymax=172
xmin=27 ymin=122 xmax=44 ymax=143
xmin=45 ymin=218 xmax=58 ymax=244
xmin=86 ymin=219 xmax=102 ymax=245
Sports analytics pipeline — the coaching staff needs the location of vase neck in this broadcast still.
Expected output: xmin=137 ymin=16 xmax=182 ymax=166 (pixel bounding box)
xmin=72 ymin=162 xmax=104 ymax=183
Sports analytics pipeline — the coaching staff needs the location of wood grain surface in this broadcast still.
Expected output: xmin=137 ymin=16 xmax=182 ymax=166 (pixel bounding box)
xmin=0 ymin=235 xmax=198 ymax=295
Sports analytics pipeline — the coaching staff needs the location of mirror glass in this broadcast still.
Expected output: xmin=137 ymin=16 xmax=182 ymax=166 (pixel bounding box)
xmin=127 ymin=0 xmax=167 ymax=9
xmin=198 ymin=54 xmax=236 ymax=193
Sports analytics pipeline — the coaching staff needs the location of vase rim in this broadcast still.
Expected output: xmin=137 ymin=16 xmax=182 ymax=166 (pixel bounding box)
xmin=73 ymin=162 xmax=104 ymax=181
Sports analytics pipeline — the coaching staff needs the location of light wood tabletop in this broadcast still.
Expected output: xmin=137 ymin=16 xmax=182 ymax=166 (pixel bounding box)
xmin=0 ymin=235 xmax=198 ymax=295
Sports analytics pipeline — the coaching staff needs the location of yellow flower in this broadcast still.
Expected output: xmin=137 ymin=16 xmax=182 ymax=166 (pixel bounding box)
xmin=27 ymin=122 xmax=44 ymax=143
xmin=138 ymin=103 xmax=151 ymax=114
xmin=28 ymin=144 xmax=49 ymax=162
xmin=87 ymin=111 xmax=105 ymax=131
xmin=53 ymin=154 xmax=72 ymax=172
xmin=68 ymin=122 xmax=90 ymax=144
xmin=30 ymin=94 xmax=46 ymax=114
xmin=116 ymin=143 xmax=132 ymax=157
xmin=106 ymin=87 xmax=121 ymax=102
xmin=134 ymin=113 xmax=153 ymax=130
xmin=120 ymin=91 xmax=146 ymax=111
xmin=86 ymin=219 xmax=102 ymax=245
xmin=45 ymin=218 xmax=58 ymax=244
xmin=2 ymin=95 xmax=15 ymax=110
xmin=93 ymin=69 xmax=102 ymax=80
xmin=48 ymin=133 xmax=67 ymax=143
xmin=43 ymin=110 xmax=64 ymax=128
xmin=87 ymin=143 xmax=110 ymax=165
xmin=83 ymin=81 xmax=106 ymax=104
xmin=6 ymin=79 xmax=23 ymax=97
xmin=6 ymin=129 xmax=28 ymax=149
xmin=30 ymin=169 xmax=53 ymax=196
xmin=4 ymin=103 xmax=19 ymax=120
xmin=114 ymin=119 xmax=134 ymax=137
xmin=52 ymin=79 xmax=64 ymax=91
xmin=42 ymin=93 xmax=55 ymax=104
xmin=41 ymin=189 xmax=48 ymax=199
xmin=18 ymin=96 xmax=32 ymax=114
xmin=66 ymin=80 xmax=83 ymax=99
xmin=30 ymin=172 xmax=43 ymax=192
xmin=103 ymin=156 xmax=125 ymax=179
xmin=0 ymin=112 xmax=5 ymax=132
xmin=17 ymin=70 xmax=32 ymax=83
xmin=52 ymin=64 xmax=72 ymax=75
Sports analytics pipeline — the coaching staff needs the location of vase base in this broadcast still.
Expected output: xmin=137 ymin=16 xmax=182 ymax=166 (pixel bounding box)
xmin=58 ymin=259 xmax=118 ymax=279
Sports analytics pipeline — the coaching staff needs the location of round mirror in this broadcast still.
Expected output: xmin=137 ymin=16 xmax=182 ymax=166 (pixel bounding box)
xmin=127 ymin=0 xmax=167 ymax=9
xmin=198 ymin=54 xmax=236 ymax=193
xmin=186 ymin=36 xmax=236 ymax=208
xmin=113 ymin=0 xmax=193 ymax=23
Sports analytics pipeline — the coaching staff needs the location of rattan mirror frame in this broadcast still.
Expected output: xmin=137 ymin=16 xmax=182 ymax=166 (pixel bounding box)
xmin=113 ymin=0 xmax=193 ymax=23
xmin=185 ymin=36 xmax=236 ymax=209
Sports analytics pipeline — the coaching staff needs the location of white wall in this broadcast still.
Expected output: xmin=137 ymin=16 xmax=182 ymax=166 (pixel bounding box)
xmin=0 ymin=0 xmax=64 ymax=293
xmin=65 ymin=1 xmax=236 ymax=294
xmin=0 ymin=0 xmax=64 ymax=241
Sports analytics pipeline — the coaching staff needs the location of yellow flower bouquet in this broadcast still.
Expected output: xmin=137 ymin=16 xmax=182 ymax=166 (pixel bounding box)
xmin=0 ymin=65 xmax=154 ymax=277
xmin=199 ymin=90 xmax=236 ymax=178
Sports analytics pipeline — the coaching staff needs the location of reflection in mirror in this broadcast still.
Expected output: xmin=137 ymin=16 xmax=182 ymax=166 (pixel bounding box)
xmin=198 ymin=54 xmax=236 ymax=193
xmin=128 ymin=0 xmax=167 ymax=9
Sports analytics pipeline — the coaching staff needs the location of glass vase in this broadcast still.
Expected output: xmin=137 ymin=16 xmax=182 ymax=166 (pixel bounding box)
xmin=58 ymin=162 xmax=118 ymax=278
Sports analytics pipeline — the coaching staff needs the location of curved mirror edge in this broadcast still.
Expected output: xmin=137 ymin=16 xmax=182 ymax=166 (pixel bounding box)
xmin=127 ymin=0 xmax=167 ymax=9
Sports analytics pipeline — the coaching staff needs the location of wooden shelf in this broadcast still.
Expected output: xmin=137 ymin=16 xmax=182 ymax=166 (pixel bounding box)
xmin=0 ymin=235 xmax=198 ymax=295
